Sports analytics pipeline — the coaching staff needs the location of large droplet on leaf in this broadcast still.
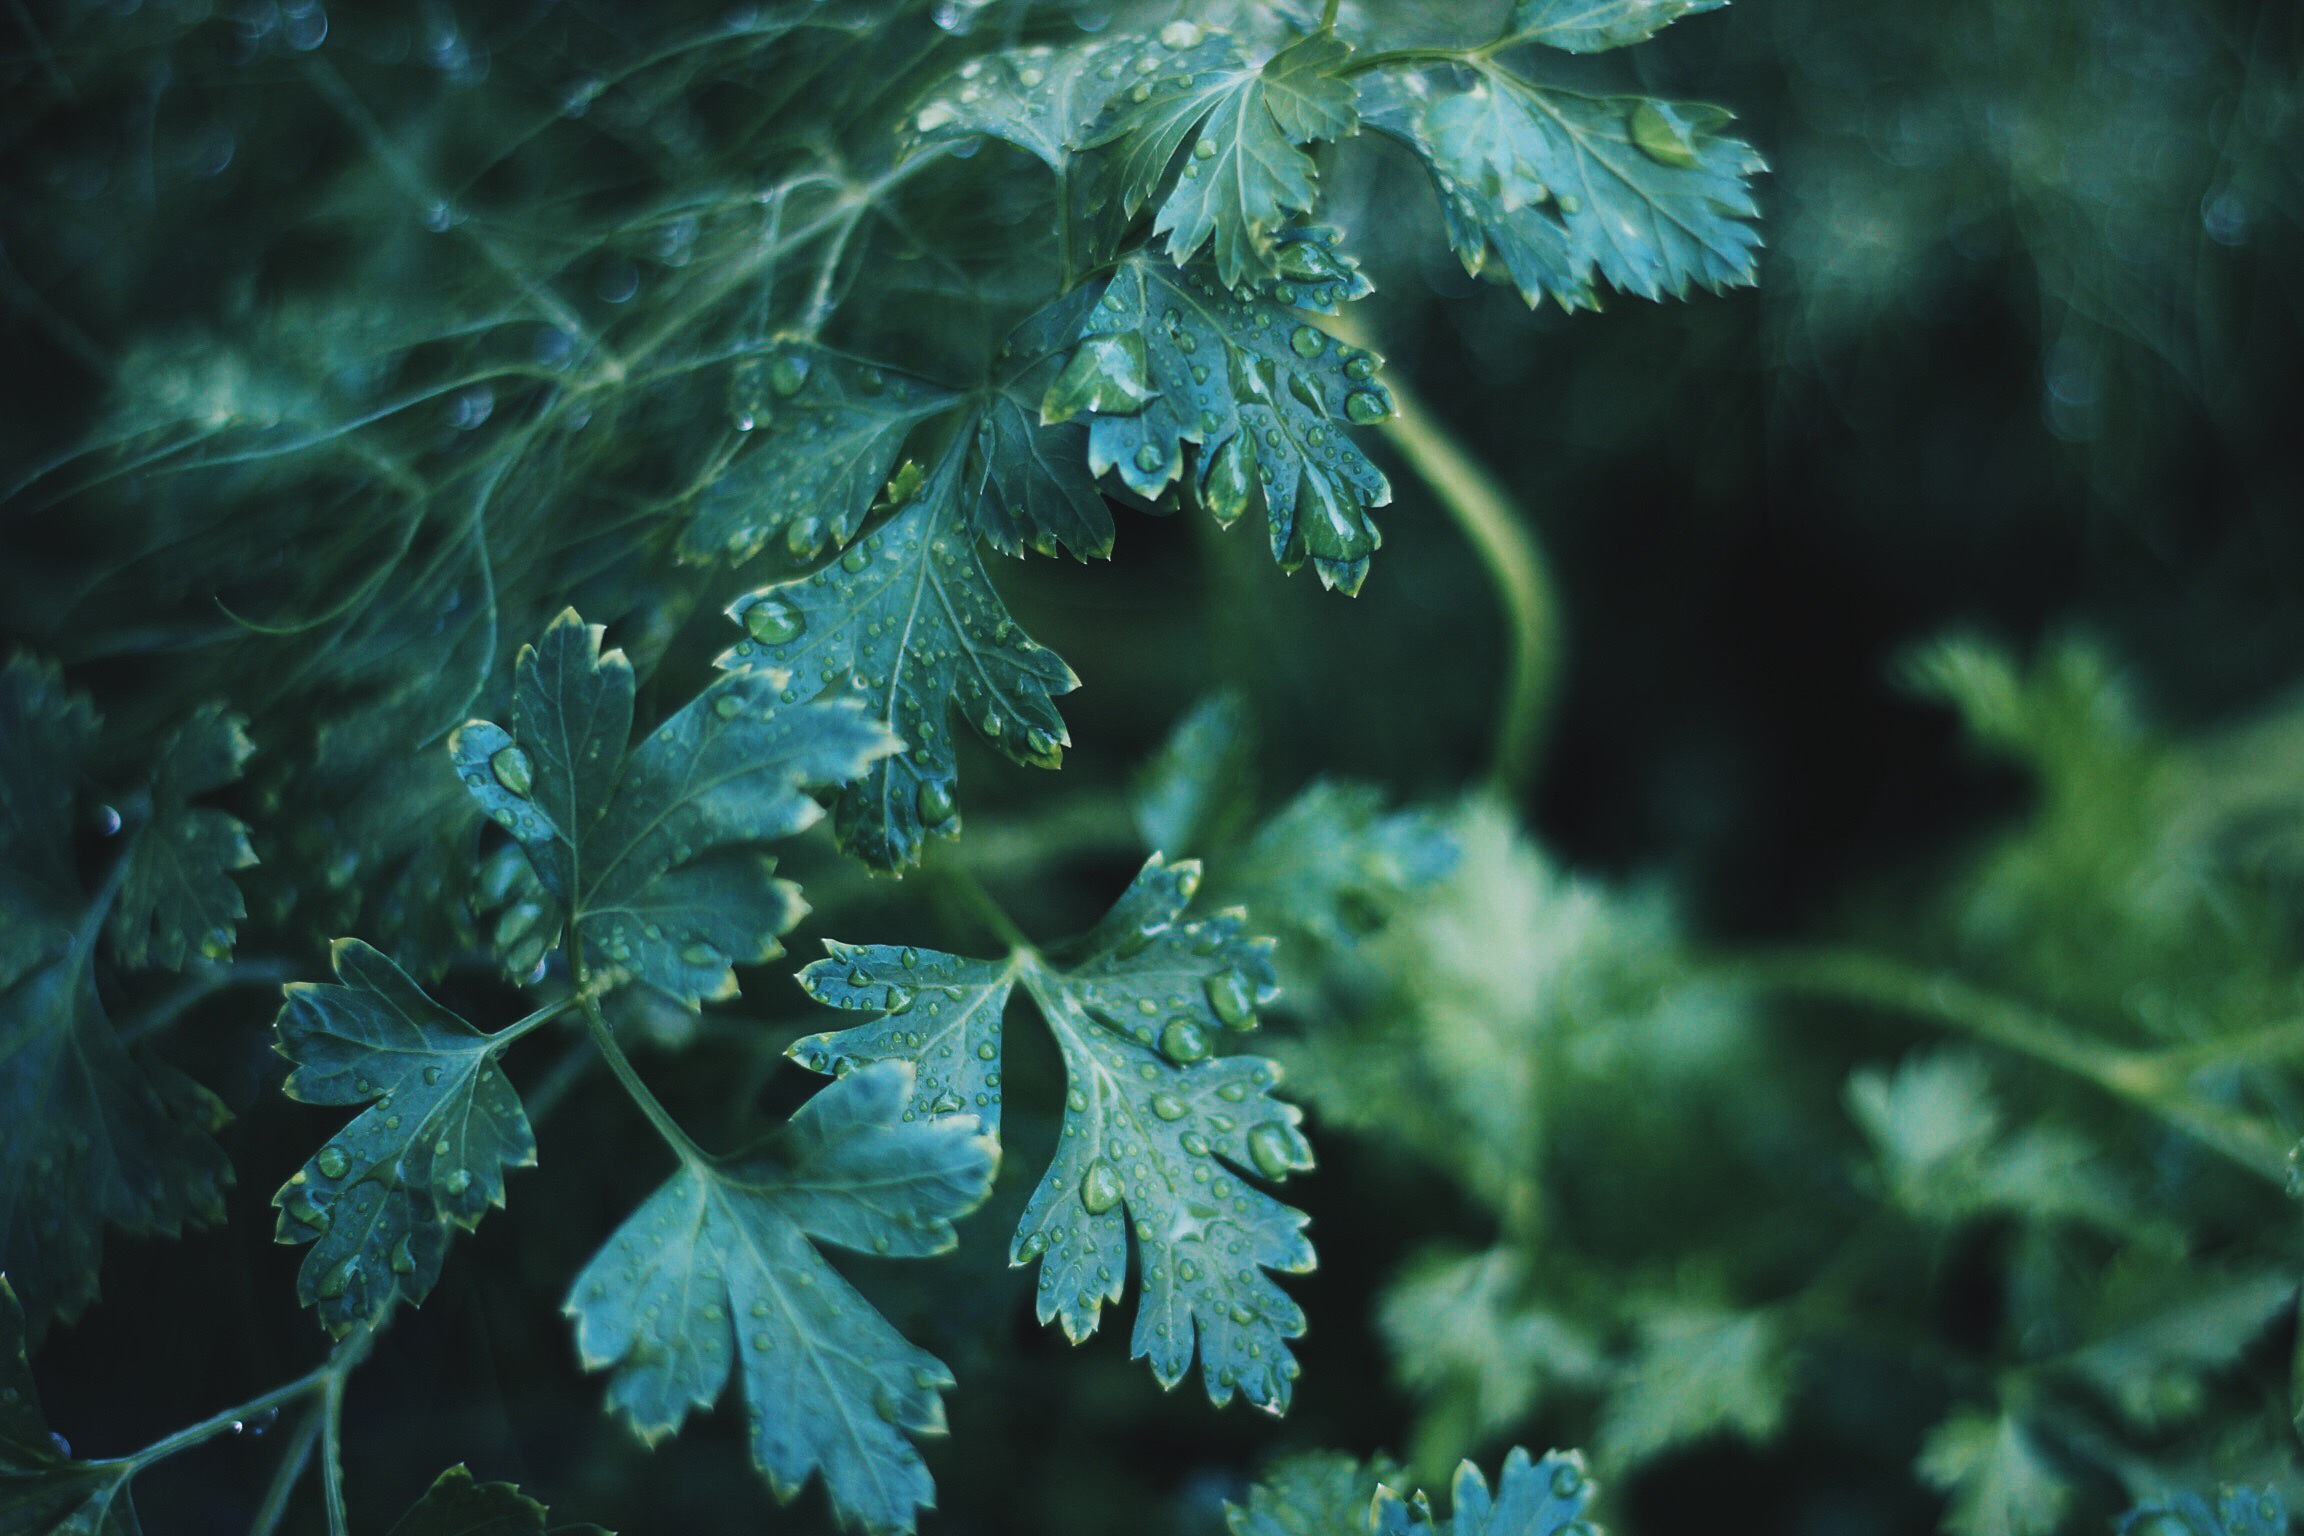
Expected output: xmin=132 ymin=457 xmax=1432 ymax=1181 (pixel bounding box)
xmin=1080 ymin=1159 xmax=1123 ymax=1214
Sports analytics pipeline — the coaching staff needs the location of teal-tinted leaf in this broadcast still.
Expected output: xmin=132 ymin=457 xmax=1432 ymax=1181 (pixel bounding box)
xmin=0 ymin=657 xmax=232 ymax=1339
xmin=909 ymin=37 xmax=1142 ymax=170
xmin=1595 ymin=1304 xmax=1790 ymax=1468
xmin=1048 ymin=254 xmax=1393 ymax=594
xmin=1134 ymin=690 xmax=1257 ymax=857
xmin=565 ymin=1061 xmax=995 ymax=1536
xmin=452 ymin=610 xmax=896 ymax=1001
xmin=384 ymin=1464 xmax=608 ymax=1536
xmin=1369 ymin=1446 xmax=1598 ymax=1536
xmin=718 ymin=432 xmax=1078 ymax=870
xmin=0 ymin=1276 xmax=141 ymax=1536
xmin=1224 ymin=1450 xmax=1401 ymax=1536
xmin=1227 ymin=780 xmax=1458 ymax=949
xmin=1916 ymin=1410 xmax=2071 ymax=1536
xmin=1361 ymin=66 xmax=1761 ymax=311
xmin=1505 ymin=0 xmax=1727 ymax=53
xmin=683 ymin=344 xmax=956 ymax=565
xmin=792 ymin=945 xmax=1019 ymax=1132
xmin=107 ymin=703 xmax=257 ymax=970
xmin=1079 ymin=32 xmax=1359 ymax=289
xmin=973 ymin=293 xmax=1115 ymax=561
xmin=2117 ymin=1486 xmax=2287 ymax=1536
xmin=1380 ymin=1248 xmax=1604 ymax=1444
xmin=793 ymin=856 xmax=1309 ymax=1408
xmin=271 ymin=939 xmax=537 ymax=1336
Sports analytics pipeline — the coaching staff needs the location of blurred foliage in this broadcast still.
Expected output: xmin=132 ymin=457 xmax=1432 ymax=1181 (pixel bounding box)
xmin=4 ymin=0 xmax=2304 ymax=1532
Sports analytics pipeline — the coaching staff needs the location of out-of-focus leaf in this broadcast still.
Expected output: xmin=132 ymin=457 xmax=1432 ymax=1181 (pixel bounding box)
xmin=107 ymin=703 xmax=257 ymax=971
xmin=1134 ymin=690 xmax=1257 ymax=857
xmin=1595 ymin=1304 xmax=1790 ymax=1469
xmin=566 ymin=1061 xmax=995 ymax=1536
xmin=384 ymin=1464 xmax=609 ymax=1536
xmin=1504 ymin=0 xmax=1727 ymax=53
xmin=2116 ymin=1486 xmax=2288 ymax=1536
xmin=1380 ymin=1247 xmax=1604 ymax=1446
xmin=1225 ymin=1450 xmax=1400 ymax=1536
xmin=1917 ymin=1410 xmax=2071 ymax=1536
xmin=0 ymin=1276 xmax=140 ymax=1536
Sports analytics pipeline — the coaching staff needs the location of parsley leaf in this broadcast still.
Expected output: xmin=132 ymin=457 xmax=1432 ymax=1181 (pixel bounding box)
xmin=1367 ymin=1447 xmax=1599 ymax=1536
xmin=1361 ymin=66 xmax=1762 ymax=311
xmin=385 ymin=1464 xmax=606 ymax=1536
xmin=1044 ymin=251 xmax=1395 ymax=594
xmin=1594 ymin=1304 xmax=1791 ymax=1469
xmin=565 ymin=1060 xmax=995 ymax=1536
xmin=972 ymin=294 xmax=1116 ymax=562
xmin=795 ymin=856 xmax=1313 ymax=1410
xmin=1225 ymin=1450 xmax=1401 ymax=1536
xmin=452 ymin=609 xmax=897 ymax=1002
xmin=719 ymin=431 xmax=1078 ymax=870
xmin=682 ymin=344 xmax=956 ymax=566
xmin=0 ymin=1276 xmax=138 ymax=1536
xmin=909 ymin=37 xmax=1144 ymax=171
xmin=2117 ymin=1487 xmax=2288 ymax=1536
xmin=1503 ymin=0 xmax=1728 ymax=53
xmin=0 ymin=656 xmax=232 ymax=1339
xmin=271 ymin=939 xmax=537 ymax=1337
xmin=106 ymin=703 xmax=258 ymax=971
xmin=1080 ymin=32 xmax=1361 ymax=291
xmin=1917 ymin=1411 xmax=2071 ymax=1536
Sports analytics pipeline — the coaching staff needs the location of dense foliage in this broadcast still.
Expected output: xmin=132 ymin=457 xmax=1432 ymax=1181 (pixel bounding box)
xmin=4 ymin=0 xmax=2304 ymax=1533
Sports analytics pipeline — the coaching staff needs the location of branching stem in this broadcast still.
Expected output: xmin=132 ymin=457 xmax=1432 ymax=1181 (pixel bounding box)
xmin=583 ymin=988 xmax=713 ymax=1166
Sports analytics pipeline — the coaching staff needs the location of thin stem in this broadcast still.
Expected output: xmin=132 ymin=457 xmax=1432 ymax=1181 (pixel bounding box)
xmin=247 ymin=1405 xmax=323 ymax=1536
xmin=1320 ymin=0 xmax=1342 ymax=30
xmin=319 ymin=1366 xmax=350 ymax=1536
xmin=110 ymin=1365 xmax=333 ymax=1474
xmin=933 ymin=863 xmax=1034 ymax=954
xmin=493 ymin=991 xmax=584 ymax=1049
xmin=583 ymin=990 xmax=712 ymax=1166
xmin=1336 ymin=316 xmax=1561 ymax=795
xmin=1737 ymin=948 xmax=2294 ymax=1186
xmin=1339 ymin=46 xmax=1482 ymax=76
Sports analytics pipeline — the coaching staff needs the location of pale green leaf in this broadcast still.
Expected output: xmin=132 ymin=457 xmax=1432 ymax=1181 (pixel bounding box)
xmin=718 ymin=432 xmax=1078 ymax=870
xmin=1079 ymin=32 xmax=1359 ymax=290
xmin=107 ymin=703 xmax=257 ymax=971
xmin=1362 ymin=65 xmax=1761 ymax=310
xmin=1368 ymin=1446 xmax=1599 ymax=1536
xmin=271 ymin=940 xmax=536 ymax=1336
xmin=1595 ymin=1304 xmax=1790 ymax=1468
xmin=1505 ymin=0 xmax=1727 ymax=53
xmin=1134 ymin=689 xmax=1257 ymax=857
xmin=1224 ymin=1450 xmax=1400 ymax=1536
xmin=794 ymin=856 xmax=1312 ymax=1410
xmin=1917 ymin=1410 xmax=2071 ymax=1536
xmin=1046 ymin=251 xmax=1394 ymax=594
xmin=452 ymin=609 xmax=897 ymax=1000
xmin=565 ymin=1061 xmax=995 ymax=1536
xmin=1380 ymin=1248 xmax=1604 ymax=1443
xmin=683 ymin=343 xmax=956 ymax=565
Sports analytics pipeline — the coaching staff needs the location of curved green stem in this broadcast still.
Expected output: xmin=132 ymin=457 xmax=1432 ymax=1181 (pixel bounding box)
xmin=933 ymin=862 xmax=1034 ymax=955
xmin=1737 ymin=947 xmax=2294 ymax=1186
xmin=247 ymin=1404 xmax=323 ymax=1536
xmin=583 ymin=990 xmax=712 ymax=1166
xmin=319 ymin=1365 xmax=351 ymax=1536
xmin=1339 ymin=319 xmax=1562 ymax=795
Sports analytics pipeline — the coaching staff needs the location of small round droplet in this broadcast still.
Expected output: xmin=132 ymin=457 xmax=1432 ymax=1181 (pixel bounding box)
xmin=1247 ymin=1122 xmax=1308 ymax=1180
xmin=1345 ymin=390 xmax=1391 ymax=425
xmin=1289 ymin=325 xmax=1326 ymax=358
xmin=1159 ymin=1020 xmax=1210 ymax=1063
xmin=713 ymin=693 xmax=743 ymax=720
xmin=918 ymin=779 xmax=957 ymax=827
xmin=1080 ymin=1160 xmax=1123 ymax=1214
xmin=1550 ymin=1462 xmax=1584 ymax=1499
xmin=1133 ymin=444 xmax=1165 ymax=474
xmin=490 ymin=745 xmax=534 ymax=797
xmin=1151 ymin=1093 xmax=1188 ymax=1121
xmin=769 ymin=352 xmax=812 ymax=397
xmin=315 ymin=1145 xmax=350 ymax=1180
xmin=742 ymin=595 xmax=805 ymax=646
xmin=1205 ymin=971 xmax=1255 ymax=1030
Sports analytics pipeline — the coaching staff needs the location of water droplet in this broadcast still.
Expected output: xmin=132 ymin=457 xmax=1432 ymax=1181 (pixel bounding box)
xmin=1133 ymin=444 xmax=1165 ymax=475
xmin=390 ymin=1235 xmax=417 ymax=1275
xmin=1247 ymin=1122 xmax=1309 ymax=1179
xmin=1205 ymin=972 xmax=1255 ymax=1030
xmin=445 ymin=1168 xmax=473 ymax=1196
xmin=1629 ymin=100 xmax=1702 ymax=169
xmin=490 ymin=745 xmax=534 ymax=797
xmin=713 ymin=693 xmax=743 ymax=721
xmin=1345 ymin=390 xmax=1391 ymax=425
xmin=840 ymin=544 xmax=872 ymax=573
xmin=1550 ymin=1462 xmax=1583 ymax=1499
xmin=918 ymin=779 xmax=957 ymax=827
xmin=1080 ymin=1160 xmax=1123 ymax=1214
xmin=1289 ymin=325 xmax=1326 ymax=358
xmin=743 ymin=595 xmax=805 ymax=645
xmin=930 ymin=1090 xmax=965 ymax=1115
xmin=1015 ymin=1230 xmax=1048 ymax=1262
xmin=316 ymin=1145 xmax=350 ymax=1179
xmin=769 ymin=352 xmax=812 ymax=397
xmin=1159 ymin=1019 xmax=1210 ymax=1063
xmin=1159 ymin=19 xmax=1202 ymax=46
xmin=1151 ymin=1093 xmax=1187 ymax=1121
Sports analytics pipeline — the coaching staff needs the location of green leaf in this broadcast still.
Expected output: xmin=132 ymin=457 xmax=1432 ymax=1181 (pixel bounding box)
xmin=2064 ymin=1259 xmax=2293 ymax=1431
xmin=1047 ymin=252 xmax=1395 ymax=594
xmin=0 ymin=656 xmax=232 ymax=1339
xmin=795 ymin=856 xmax=1311 ymax=1410
xmin=972 ymin=293 xmax=1116 ymax=562
xmin=908 ymin=37 xmax=1145 ymax=170
xmin=384 ymin=1464 xmax=608 ymax=1536
xmin=1227 ymin=780 xmax=1457 ymax=950
xmin=1361 ymin=65 xmax=1762 ymax=311
xmin=683 ymin=344 xmax=956 ymax=565
xmin=1379 ymin=1248 xmax=1604 ymax=1444
xmin=1505 ymin=0 xmax=1728 ymax=53
xmin=1368 ymin=1446 xmax=1599 ymax=1536
xmin=719 ymin=432 xmax=1078 ymax=870
xmin=270 ymin=939 xmax=537 ymax=1336
xmin=106 ymin=703 xmax=257 ymax=970
xmin=1134 ymin=690 xmax=1257 ymax=857
xmin=565 ymin=1060 xmax=995 ymax=1536
xmin=1224 ymin=1450 xmax=1401 ymax=1536
xmin=2117 ymin=1486 xmax=2288 ymax=1536
xmin=0 ymin=1276 xmax=140 ymax=1536
xmin=452 ymin=609 xmax=897 ymax=1001
xmin=1079 ymin=32 xmax=1359 ymax=290
xmin=1916 ymin=1410 xmax=2071 ymax=1536
xmin=1594 ymin=1304 xmax=1790 ymax=1469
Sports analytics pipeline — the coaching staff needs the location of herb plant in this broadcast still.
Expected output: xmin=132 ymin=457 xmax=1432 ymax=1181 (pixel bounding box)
xmin=4 ymin=0 xmax=2302 ymax=1533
